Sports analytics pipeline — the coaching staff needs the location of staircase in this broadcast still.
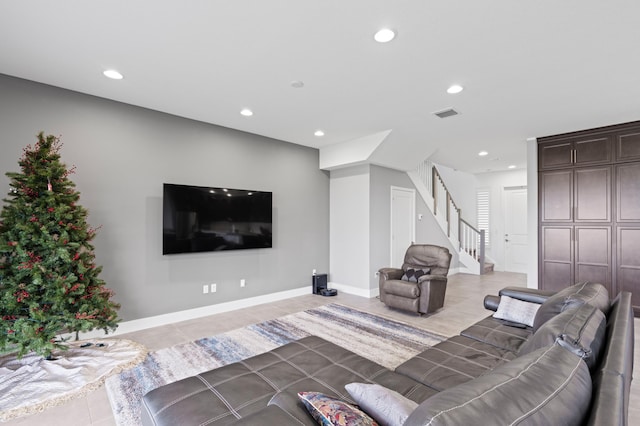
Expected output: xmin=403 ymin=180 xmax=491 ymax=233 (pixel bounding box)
xmin=408 ymin=160 xmax=491 ymax=275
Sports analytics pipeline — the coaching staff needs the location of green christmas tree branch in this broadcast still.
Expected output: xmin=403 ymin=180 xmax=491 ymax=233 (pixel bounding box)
xmin=0 ymin=132 xmax=120 ymax=358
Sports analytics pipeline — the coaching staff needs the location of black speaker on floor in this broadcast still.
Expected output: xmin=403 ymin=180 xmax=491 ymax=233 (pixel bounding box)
xmin=312 ymin=274 xmax=328 ymax=294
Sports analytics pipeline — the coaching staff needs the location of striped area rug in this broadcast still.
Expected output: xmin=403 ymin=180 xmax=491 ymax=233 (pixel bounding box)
xmin=105 ymin=303 xmax=445 ymax=426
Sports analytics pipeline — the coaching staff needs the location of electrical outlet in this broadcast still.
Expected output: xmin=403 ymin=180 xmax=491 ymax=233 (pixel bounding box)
xmin=240 ymin=279 xmax=246 ymax=287
xmin=202 ymin=284 xmax=209 ymax=294
xmin=211 ymin=283 xmax=217 ymax=293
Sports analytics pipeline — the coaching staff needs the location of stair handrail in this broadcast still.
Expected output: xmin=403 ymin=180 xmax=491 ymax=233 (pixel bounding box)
xmin=460 ymin=219 xmax=486 ymax=272
xmin=432 ymin=167 xmax=460 ymax=239
xmin=419 ymin=160 xmax=487 ymax=274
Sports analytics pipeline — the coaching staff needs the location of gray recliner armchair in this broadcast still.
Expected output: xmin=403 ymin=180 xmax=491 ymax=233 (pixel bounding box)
xmin=378 ymin=244 xmax=452 ymax=315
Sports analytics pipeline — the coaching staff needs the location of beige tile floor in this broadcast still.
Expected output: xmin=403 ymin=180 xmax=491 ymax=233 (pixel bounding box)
xmin=6 ymin=272 xmax=639 ymax=425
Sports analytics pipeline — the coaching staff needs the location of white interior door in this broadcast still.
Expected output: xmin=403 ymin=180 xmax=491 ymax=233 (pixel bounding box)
xmin=391 ymin=186 xmax=415 ymax=267
xmin=504 ymin=187 xmax=528 ymax=273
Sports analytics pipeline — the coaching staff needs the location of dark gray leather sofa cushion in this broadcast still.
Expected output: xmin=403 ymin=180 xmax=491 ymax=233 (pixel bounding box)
xmin=519 ymin=303 xmax=607 ymax=370
xmin=142 ymin=336 xmax=437 ymax=426
xmin=404 ymin=344 xmax=592 ymax=426
xmin=459 ymin=315 xmax=532 ymax=353
xmin=229 ymin=405 xmax=302 ymax=425
xmin=395 ymin=335 xmax=515 ymax=391
xmin=533 ymin=281 xmax=609 ymax=331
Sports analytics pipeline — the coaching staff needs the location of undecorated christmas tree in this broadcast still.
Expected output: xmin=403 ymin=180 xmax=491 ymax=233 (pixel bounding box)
xmin=0 ymin=132 xmax=119 ymax=358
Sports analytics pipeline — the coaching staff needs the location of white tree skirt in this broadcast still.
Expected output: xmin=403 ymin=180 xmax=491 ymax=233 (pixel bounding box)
xmin=0 ymin=339 xmax=147 ymax=422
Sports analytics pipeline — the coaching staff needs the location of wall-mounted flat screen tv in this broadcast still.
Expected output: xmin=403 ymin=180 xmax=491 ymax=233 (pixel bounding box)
xmin=163 ymin=183 xmax=272 ymax=255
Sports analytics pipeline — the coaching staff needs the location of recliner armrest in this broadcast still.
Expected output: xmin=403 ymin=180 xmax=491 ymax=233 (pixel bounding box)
xmin=378 ymin=267 xmax=404 ymax=280
xmin=417 ymin=274 xmax=447 ymax=283
xmin=498 ymin=287 xmax=555 ymax=305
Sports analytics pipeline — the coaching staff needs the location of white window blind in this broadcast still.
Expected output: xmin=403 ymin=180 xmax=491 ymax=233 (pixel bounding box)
xmin=476 ymin=189 xmax=490 ymax=247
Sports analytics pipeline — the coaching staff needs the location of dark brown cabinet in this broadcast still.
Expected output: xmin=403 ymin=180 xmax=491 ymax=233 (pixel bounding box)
xmin=539 ymin=135 xmax=612 ymax=169
xmin=540 ymin=166 xmax=611 ymax=223
xmin=617 ymin=130 xmax=640 ymax=162
xmin=538 ymin=121 xmax=640 ymax=316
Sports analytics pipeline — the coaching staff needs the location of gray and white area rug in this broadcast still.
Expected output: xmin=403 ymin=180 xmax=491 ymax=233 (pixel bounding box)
xmin=105 ymin=303 xmax=446 ymax=426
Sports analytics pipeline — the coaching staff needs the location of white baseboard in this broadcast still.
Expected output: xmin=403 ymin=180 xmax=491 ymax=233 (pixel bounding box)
xmin=72 ymin=274 xmax=469 ymax=341
xmin=329 ymin=282 xmax=379 ymax=298
xmin=75 ymin=286 xmax=311 ymax=340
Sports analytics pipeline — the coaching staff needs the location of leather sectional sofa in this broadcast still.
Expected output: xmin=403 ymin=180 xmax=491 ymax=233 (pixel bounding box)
xmin=141 ymin=282 xmax=634 ymax=425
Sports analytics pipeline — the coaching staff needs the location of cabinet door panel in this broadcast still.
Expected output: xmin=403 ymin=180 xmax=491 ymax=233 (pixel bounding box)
xmin=575 ymin=227 xmax=611 ymax=291
xmin=574 ymin=137 xmax=612 ymax=165
xmin=541 ymin=226 xmax=573 ymax=292
xmin=539 ymin=142 xmax=572 ymax=169
xmin=575 ymin=167 xmax=611 ymax=222
xmin=542 ymin=263 xmax=574 ymax=293
xmin=616 ymin=131 xmax=640 ymax=162
xmin=540 ymin=170 xmax=573 ymax=222
xmin=617 ymin=163 xmax=640 ymax=222
xmin=617 ymin=227 xmax=640 ymax=315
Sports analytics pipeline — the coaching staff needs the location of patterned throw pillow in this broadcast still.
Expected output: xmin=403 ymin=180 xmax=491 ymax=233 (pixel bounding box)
xmin=401 ymin=268 xmax=430 ymax=283
xmin=493 ymin=295 xmax=541 ymax=327
xmin=298 ymin=391 xmax=379 ymax=426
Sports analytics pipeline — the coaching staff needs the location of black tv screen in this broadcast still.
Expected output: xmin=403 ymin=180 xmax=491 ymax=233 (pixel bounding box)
xmin=163 ymin=183 xmax=272 ymax=255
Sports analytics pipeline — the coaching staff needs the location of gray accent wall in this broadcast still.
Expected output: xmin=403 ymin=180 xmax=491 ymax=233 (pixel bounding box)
xmin=0 ymin=75 xmax=329 ymax=321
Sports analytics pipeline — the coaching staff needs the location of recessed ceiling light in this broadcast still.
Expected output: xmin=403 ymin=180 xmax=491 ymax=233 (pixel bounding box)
xmin=103 ymin=69 xmax=123 ymax=80
xmin=374 ymin=28 xmax=396 ymax=43
xmin=240 ymin=108 xmax=253 ymax=117
xmin=508 ymin=165 xmax=516 ymax=169
xmin=447 ymin=84 xmax=464 ymax=94
xmin=478 ymin=151 xmax=489 ymax=157
xmin=314 ymin=130 xmax=325 ymax=137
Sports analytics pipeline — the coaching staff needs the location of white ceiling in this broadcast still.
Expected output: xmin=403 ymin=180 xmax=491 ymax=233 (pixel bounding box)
xmin=2 ymin=1 xmax=639 ymax=173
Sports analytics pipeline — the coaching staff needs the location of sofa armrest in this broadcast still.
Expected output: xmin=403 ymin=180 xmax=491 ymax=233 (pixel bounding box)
xmin=587 ymin=292 xmax=634 ymax=426
xmin=484 ymin=295 xmax=500 ymax=311
xmin=498 ymin=287 xmax=555 ymax=305
xmin=378 ymin=267 xmax=404 ymax=281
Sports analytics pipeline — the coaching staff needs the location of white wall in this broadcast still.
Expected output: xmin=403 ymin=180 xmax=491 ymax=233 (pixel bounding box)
xmin=369 ymin=166 xmax=459 ymax=289
xmin=433 ymin=163 xmax=478 ymax=225
xmin=329 ymin=165 xmax=370 ymax=293
xmin=330 ymin=164 xmax=461 ymax=298
xmin=526 ymin=138 xmax=539 ymax=288
xmin=475 ymin=169 xmax=528 ymax=271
